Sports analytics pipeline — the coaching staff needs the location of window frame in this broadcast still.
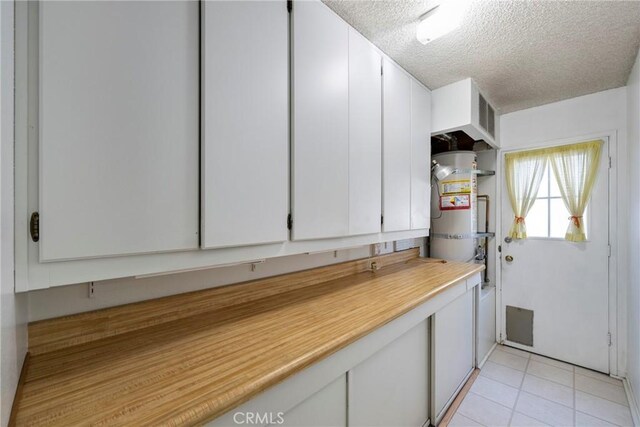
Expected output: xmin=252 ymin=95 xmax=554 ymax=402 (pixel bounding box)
xmin=525 ymin=165 xmax=590 ymax=241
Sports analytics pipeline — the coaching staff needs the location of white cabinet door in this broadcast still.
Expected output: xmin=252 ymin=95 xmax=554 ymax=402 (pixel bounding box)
xmin=349 ymin=320 xmax=429 ymax=427
xmin=348 ymin=28 xmax=382 ymax=236
xmin=292 ymin=0 xmax=349 ymax=240
xmin=382 ymin=58 xmax=412 ymax=232
xmin=411 ymin=81 xmax=431 ymax=230
xmin=39 ymin=1 xmax=199 ymax=261
xmin=478 ymin=286 xmax=496 ymax=364
xmin=432 ymin=287 xmax=475 ymax=422
xmin=201 ymin=1 xmax=288 ymax=249
xmin=272 ymin=375 xmax=347 ymax=427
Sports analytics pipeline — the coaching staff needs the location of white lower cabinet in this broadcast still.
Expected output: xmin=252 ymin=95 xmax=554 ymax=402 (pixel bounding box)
xmin=208 ymin=280 xmax=480 ymax=427
xmin=478 ymin=285 xmax=497 ymax=365
xmin=272 ymin=375 xmax=347 ymax=427
xmin=349 ymin=320 xmax=429 ymax=427
xmin=431 ymin=287 xmax=475 ymax=423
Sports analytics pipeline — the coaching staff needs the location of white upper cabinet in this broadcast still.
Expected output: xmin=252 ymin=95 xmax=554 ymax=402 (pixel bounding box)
xmin=348 ymin=28 xmax=382 ymax=236
xmin=292 ymin=1 xmax=350 ymax=240
xmin=382 ymin=60 xmax=431 ymax=233
xmin=410 ymin=81 xmax=431 ymax=230
xmin=39 ymin=1 xmax=199 ymax=261
xmin=201 ymin=1 xmax=288 ymax=248
xmin=382 ymin=59 xmax=412 ymax=232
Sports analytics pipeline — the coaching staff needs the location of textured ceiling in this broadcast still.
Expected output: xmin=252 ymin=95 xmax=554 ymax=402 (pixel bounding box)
xmin=323 ymin=0 xmax=640 ymax=113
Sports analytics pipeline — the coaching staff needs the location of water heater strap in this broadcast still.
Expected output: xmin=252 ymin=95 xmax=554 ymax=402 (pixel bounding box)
xmin=431 ymin=232 xmax=477 ymax=240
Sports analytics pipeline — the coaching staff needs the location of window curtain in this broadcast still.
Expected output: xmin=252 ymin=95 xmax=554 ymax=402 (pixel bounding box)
xmin=505 ymin=150 xmax=548 ymax=239
xmin=548 ymin=140 xmax=603 ymax=242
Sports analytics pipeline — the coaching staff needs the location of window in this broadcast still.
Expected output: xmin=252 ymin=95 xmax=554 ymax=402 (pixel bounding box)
xmin=526 ymin=166 xmax=588 ymax=239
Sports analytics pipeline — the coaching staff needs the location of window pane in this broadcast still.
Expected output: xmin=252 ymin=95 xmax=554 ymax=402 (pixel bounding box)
xmin=549 ymin=168 xmax=562 ymax=197
xmin=550 ymin=198 xmax=570 ymax=238
xmin=526 ymin=199 xmax=548 ymax=237
xmin=537 ymin=167 xmax=549 ymax=198
xmin=583 ymin=208 xmax=588 ymax=237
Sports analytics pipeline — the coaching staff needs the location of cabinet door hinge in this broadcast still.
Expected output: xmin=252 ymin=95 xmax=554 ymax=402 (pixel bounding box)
xmin=30 ymin=212 xmax=40 ymax=242
xmin=609 ymin=156 xmax=612 ymax=169
xmin=608 ymin=244 xmax=612 ymax=258
xmin=608 ymin=332 xmax=612 ymax=347
xmin=381 ymin=215 xmax=384 ymax=225
xmin=287 ymin=213 xmax=293 ymax=230
xmin=380 ymin=64 xmax=383 ymax=76
xmin=287 ymin=0 xmax=292 ymax=13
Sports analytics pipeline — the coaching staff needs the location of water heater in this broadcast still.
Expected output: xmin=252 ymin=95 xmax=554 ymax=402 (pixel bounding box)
xmin=430 ymin=151 xmax=478 ymax=262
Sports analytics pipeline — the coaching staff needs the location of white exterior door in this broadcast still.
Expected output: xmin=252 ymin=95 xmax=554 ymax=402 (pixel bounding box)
xmin=500 ymin=139 xmax=610 ymax=373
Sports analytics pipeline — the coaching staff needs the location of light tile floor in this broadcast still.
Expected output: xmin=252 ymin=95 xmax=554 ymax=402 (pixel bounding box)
xmin=449 ymin=345 xmax=634 ymax=427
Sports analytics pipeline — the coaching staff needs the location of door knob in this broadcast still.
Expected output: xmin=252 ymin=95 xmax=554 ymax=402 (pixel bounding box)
xmin=505 ymin=255 xmax=514 ymax=262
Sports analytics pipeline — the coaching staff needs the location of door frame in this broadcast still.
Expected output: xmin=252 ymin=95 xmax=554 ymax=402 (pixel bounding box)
xmin=495 ymin=130 xmax=620 ymax=375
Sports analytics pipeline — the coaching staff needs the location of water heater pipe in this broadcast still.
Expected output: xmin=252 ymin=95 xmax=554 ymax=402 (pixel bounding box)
xmin=477 ymin=194 xmax=490 ymax=283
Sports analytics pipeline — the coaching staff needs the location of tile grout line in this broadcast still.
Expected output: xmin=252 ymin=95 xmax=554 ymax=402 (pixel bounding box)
xmin=474 ymin=348 xmax=629 ymax=426
xmin=512 ymin=410 xmax=553 ymax=427
xmin=466 ymin=389 xmax=515 ymax=412
xmin=459 ymin=392 xmax=491 ymax=427
xmin=519 ymin=369 xmax=572 ymax=389
xmin=575 ymin=375 xmax=627 ymax=390
xmin=507 ymin=351 xmax=531 ymax=426
xmin=484 ymin=360 xmax=570 ymax=392
xmin=496 ymin=346 xmax=574 ymax=372
xmin=573 ymin=380 xmax=631 ymax=408
xmin=458 ymin=346 xmax=515 ymax=426
xmin=485 ymin=365 xmax=631 ymax=416
xmin=574 ymin=409 xmax=626 ymax=427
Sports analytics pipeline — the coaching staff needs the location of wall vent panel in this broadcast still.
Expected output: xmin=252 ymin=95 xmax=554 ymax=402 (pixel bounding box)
xmin=506 ymin=305 xmax=533 ymax=347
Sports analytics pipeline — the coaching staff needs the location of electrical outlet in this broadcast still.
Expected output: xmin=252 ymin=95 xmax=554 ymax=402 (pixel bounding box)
xmin=394 ymin=239 xmax=420 ymax=252
xmin=372 ymin=243 xmax=383 ymax=256
xmin=374 ymin=242 xmax=393 ymax=255
xmin=88 ymin=282 xmax=95 ymax=298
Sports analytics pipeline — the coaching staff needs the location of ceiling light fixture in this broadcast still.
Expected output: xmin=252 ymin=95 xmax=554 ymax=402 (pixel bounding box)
xmin=416 ymin=1 xmax=467 ymax=45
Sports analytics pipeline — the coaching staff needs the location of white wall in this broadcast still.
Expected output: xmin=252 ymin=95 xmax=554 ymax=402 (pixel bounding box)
xmin=0 ymin=2 xmax=28 ymax=425
xmin=28 ymin=245 xmax=380 ymax=321
xmin=626 ymin=48 xmax=640 ymax=416
xmin=500 ymin=87 xmax=628 ymax=377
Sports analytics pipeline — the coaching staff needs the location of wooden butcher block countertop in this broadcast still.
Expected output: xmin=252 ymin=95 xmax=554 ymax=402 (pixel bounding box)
xmin=12 ymin=248 xmax=483 ymax=426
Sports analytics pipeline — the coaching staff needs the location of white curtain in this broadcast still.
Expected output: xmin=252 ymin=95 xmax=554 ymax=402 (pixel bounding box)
xmin=505 ymin=150 xmax=548 ymax=239
xmin=548 ymin=140 xmax=603 ymax=242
